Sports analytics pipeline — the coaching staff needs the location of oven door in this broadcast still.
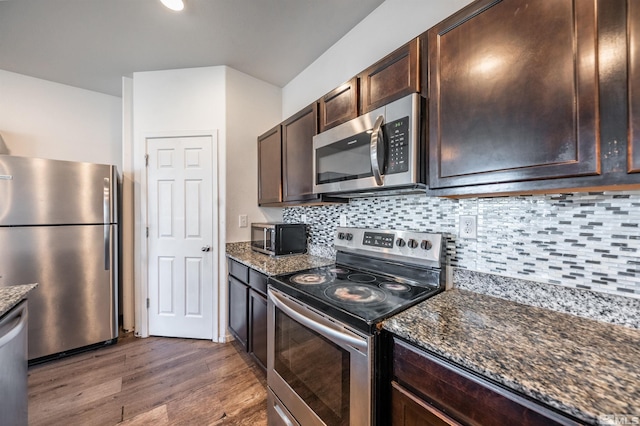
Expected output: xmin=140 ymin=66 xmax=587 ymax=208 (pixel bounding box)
xmin=267 ymin=288 xmax=372 ymax=426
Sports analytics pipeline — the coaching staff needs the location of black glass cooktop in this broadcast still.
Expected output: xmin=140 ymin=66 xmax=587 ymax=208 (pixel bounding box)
xmin=269 ymin=264 xmax=441 ymax=333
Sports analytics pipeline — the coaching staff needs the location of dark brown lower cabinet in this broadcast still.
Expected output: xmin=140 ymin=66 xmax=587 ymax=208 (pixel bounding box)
xmin=228 ymin=275 xmax=248 ymax=349
xmin=392 ymin=381 xmax=461 ymax=426
xmin=249 ymin=288 xmax=268 ymax=370
xmin=391 ymin=337 xmax=580 ymax=426
xmin=227 ymin=258 xmax=268 ymax=372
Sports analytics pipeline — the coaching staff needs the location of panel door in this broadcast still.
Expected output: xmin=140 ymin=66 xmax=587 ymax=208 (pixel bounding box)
xmin=147 ymin=136 xmax=214 ymax=339
xmin=319 ymin=77 xmax=359 ymax=132
xmin=428 ymin=0 xmax=599 ymax=189
xmin=228 ymin=276 xmax=248 ymax=349
xmin=359 ymin=38 xmax=420 ymax=114
xmin=257 ymin=125 xmax=283 ymax=205
xmin=249 ymin=289 xmax=267 ymax=370
xmin=282 ymin=103 xmax=319 ymax=203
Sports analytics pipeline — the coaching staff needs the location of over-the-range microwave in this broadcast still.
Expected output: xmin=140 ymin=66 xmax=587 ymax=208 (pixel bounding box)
xmin=312 ymin=93 xmax=426 ymax=197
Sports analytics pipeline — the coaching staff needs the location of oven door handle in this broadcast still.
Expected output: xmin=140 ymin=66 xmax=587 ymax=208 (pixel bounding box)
xmin=269 ymin=289 xmax=367 ymax=353
xmin=370 ymin=114 xmax=385 ymax=186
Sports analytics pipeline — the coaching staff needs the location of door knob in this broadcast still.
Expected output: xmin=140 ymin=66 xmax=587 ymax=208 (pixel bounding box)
xmin=201 ymin=245 xmax=211 ymax=252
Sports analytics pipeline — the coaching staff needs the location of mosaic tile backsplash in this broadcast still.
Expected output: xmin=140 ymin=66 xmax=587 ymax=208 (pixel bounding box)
xmin=283 ymin=191 xmax=640 ymax=299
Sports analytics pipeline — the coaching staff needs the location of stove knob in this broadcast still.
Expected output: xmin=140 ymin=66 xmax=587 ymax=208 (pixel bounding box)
xmin=407 ymin=239 xmax=419 ymax=249
xmin=338 ymin=232 xmax=345 ymax=240
xmin=421 ymin=240 xmax=432 ymax=250
xmin=345 ymin=233 xmax=353 ymax=241
xmin=396 ymin=238 xmax=406 ymax=247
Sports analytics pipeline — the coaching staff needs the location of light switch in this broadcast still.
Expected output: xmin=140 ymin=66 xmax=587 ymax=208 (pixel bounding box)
xmin=239 ymin=214 xmax=248 ymax=228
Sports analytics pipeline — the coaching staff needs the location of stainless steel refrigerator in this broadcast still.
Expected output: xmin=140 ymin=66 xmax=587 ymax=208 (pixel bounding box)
xmin=0 ymin=155 xmax=118 ymax=361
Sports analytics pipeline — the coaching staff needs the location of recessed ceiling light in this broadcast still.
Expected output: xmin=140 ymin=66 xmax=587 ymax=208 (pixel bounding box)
xmin=160 ymin=0 xmax=184 ymax=12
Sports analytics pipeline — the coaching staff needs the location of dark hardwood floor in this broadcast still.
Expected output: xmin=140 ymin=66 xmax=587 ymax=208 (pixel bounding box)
xmin=28 ymin=332 xmax=267 ymax=425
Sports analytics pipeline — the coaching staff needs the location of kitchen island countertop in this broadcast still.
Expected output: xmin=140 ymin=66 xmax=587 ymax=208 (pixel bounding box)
xmin=226 ymin=242 xmax=333 ymax=276
xmin=0 ymin=283 xmax=38 ymax=317
xmin=384 ymin=289 xmax=640 ymax=425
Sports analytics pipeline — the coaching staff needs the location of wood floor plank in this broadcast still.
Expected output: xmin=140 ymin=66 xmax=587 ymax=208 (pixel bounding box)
xmin=28 ymin=333 xmax=268 ymax=426
xmin=119 ymin=405 xmax=170 ymax=425
xmin=29 ymin=377 xmax=122 ymax=425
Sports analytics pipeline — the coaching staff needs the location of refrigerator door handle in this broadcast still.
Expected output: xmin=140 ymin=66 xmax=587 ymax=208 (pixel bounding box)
xmin=103 ymin=177 xmax=111 ymax=224
xmin=104 ymin=224 xmax=111 ymax=271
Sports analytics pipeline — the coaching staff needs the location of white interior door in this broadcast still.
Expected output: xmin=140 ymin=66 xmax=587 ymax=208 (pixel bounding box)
xmin=146 ymin=135 xmax=215 ymax=339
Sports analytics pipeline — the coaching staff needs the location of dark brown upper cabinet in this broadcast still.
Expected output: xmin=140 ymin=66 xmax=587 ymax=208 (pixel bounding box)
xmin=257 ymin=125 xmax=282 ymax=205
xmin=359 ymin=38 xmax=420 ymax=114
xmin=319 ymin=77 xmax=359 ymax=132
xmin=629 ymin=0 xmax=640 ymax=173
xmin=282 ymin=102 xmax=319 ymax=203
xmin=428 ymin=0 xmax=600 ymax=190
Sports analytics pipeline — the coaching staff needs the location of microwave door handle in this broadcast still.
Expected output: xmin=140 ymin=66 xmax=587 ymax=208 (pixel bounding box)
xmin=263 ymin=228 xmax=267 ymax=249
xmin=370 ymin=115 xmax=385 ymax=186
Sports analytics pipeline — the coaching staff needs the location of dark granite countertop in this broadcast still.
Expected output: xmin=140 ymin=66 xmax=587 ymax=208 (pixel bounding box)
xmin=384 ymin=289 xmax=640 ymax=425
xmin=0 ymin=283 xmax=38 ymax=317
xmin=226 ymin=242 xmax=334 ymax=276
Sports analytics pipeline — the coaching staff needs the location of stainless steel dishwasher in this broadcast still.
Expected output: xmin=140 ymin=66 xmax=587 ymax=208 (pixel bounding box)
xmin=0 ymin=300 xmax=28 ymax=426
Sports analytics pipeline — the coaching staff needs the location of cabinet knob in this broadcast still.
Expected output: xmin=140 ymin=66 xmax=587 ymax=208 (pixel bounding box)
xmin=201 ymin=245 xmax=211 ymax=252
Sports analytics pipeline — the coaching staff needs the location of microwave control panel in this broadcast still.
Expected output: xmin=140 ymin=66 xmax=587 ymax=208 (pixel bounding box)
xmin=385 ymin=116 xmax=410 ymax=175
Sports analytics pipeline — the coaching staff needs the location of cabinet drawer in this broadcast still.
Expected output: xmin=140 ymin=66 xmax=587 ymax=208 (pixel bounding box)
xmin=391 ymin=381 xmax=461 ymax=426
xmin=249 ymin=269 xmax=268 ymax=295
xmin=392 ymin=338 xmax=578 ymax=426
xmin=228 ymin=259 xmax=249 ymax=282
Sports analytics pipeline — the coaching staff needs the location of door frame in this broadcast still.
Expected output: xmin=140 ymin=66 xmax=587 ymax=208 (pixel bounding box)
xmin=134 ymin=130 xmax=220 ymax=340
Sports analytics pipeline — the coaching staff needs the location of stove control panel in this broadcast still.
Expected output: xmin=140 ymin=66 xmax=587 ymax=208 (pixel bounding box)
xmin=335 ymin=227 xmax=443 ymax=268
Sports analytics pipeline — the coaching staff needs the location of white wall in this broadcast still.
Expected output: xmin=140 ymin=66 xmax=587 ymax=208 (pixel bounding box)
xmin=282 ymin=0 xmax=474 ymax=117
xmin=0 ymin=69 xmax=122 ymax=167
xmin=132 ymin=66 xmax=227 ymax=339
xmin=226 ymin=67 xmax=283 ymax=244
xmin=130 ymin=65 xmax=282 ymax=341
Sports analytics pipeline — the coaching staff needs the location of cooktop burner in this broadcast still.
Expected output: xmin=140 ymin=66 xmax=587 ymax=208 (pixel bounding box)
xmin=325 ymin=284 xmax=387 ymax=304
xmin=347 ymin=273 xmax=376 ymax=283
xmin=379 ymin=282 xmax=411 ymax=292
xmin=290 ymin=273 xmax=334 ymax=286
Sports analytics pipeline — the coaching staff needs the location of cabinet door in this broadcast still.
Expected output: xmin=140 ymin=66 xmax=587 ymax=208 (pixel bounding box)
xmin=249 ymin=289 xmax=268 ymax=371
xmin=282 ymin=103 xmax=319 ymax=203
xmin=257 ymin=125 xmax=282 ymax=205
xmin=228 ymin=276 xmax=248 ymax=349
xmin=391 ymin=382 xmax=461 ymax=426
xmin=428 ymin=0 xmax=599 ymax=189
xmin=393 ymin=338 xmax=575 ymax=426
xmin=319 ymin=77 xmax=359 ymax=132
xmin=359 ymin=38 xmax=420 ymax=114
xmin=630 ymin=0 xmax=640 ymax=173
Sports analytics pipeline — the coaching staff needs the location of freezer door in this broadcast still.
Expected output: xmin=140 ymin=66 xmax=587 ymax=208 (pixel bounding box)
xmin=0 ymin=155 xmax=118 ymax=226
xmin=0 ymin=225 xmax=118 ymax=360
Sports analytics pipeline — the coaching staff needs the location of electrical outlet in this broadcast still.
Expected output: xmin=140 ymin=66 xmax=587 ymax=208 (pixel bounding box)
xmin=239 ymin=214 xmax=248 ymax=228
xmin=459 ymin=215 xmax=477 ymax=239
xmin=339 ymin=214 xmax=347 ymax=227
xmin=301 ymin=214 xmax=307 ymax=223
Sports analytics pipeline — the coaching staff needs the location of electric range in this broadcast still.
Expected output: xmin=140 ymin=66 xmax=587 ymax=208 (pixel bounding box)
xmin=266 ymin=227 xmax=446 ymax=426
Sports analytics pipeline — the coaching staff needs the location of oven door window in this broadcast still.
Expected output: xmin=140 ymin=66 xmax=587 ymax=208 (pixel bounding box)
xmin=316 ymin=131 xmax=373 ymax=184
xmin=274 ymin=309 xmax=350 ymax=426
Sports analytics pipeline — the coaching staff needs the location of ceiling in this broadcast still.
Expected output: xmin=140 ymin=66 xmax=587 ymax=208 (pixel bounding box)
xmin=0 ymin=0 xmax=385 ymax=97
